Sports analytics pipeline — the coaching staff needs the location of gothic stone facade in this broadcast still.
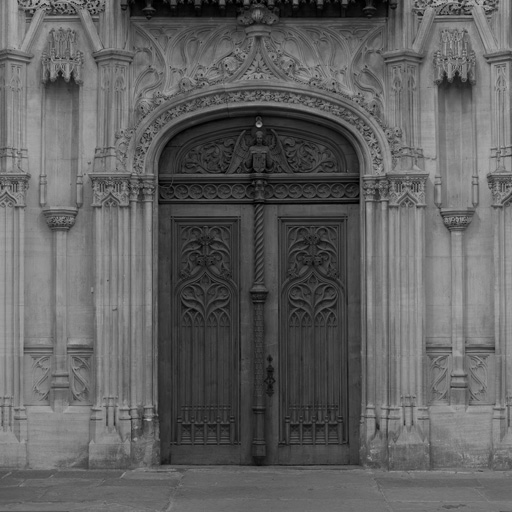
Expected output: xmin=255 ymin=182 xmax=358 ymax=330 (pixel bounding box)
xmin=1 ymin=0 xmax=512 ymax=469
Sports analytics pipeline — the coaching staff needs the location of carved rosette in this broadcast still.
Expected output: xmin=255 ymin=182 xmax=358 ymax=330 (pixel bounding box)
xmin=0 ymin=174 xmax=30 ymax=207
xmin=387 ymin=173 xmax=428 ymax=207
xmin=488 ymin=172 xmax=512 ymax=206
xmin=18 ymin=0 xmax=106 ymax=15
xmin=43 ymin=207 xmax=78 ymax=231
xmin=91 ymin=175 xmax=130 ymax=207
xmin=237 ymin=3 xmax=279 ymax=26
xmin=440 ymin=208 xmax=475 ymax=232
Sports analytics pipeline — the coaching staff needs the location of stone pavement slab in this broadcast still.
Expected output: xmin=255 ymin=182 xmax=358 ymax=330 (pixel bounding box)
xmin=0 ymin=467 xmax=512 ymax=512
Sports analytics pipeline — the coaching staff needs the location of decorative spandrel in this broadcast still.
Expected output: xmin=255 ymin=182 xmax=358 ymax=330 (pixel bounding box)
xmin=178 ymin=129 xmax=344 ymax=174
xmin=280 ymin=220 xmax=347 ymax=446
xmin=171 ymin=220 xmax=240 ymax=445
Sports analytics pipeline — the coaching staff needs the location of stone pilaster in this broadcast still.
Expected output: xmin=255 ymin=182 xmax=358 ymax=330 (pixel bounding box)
xmin=89 ymin=173 xmax=158 ymax=468
xmin=89 ymin=174 xmax=132 ymax=468
xmin=0 ymin=173 xmax=29 ymax=467
xmin=92 ymin=50 xmax=134 ymax=174
xmin=383 ymin=51 xmax=424 ymax=172
xmin=487 ymin=171 xmax=512 ymax=468
xmin=386 ymin=171 xmax=430 ymax=470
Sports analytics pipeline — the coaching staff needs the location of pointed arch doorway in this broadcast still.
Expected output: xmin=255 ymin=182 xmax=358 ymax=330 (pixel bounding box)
xmin=158 ymin=114 xmax=361 ymax=465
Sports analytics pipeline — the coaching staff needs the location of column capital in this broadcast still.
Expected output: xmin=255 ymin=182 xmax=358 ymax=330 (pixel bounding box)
xmin=382 ymin=50 xmax=424 ymax=64
xmin=440 ymin=207 xmax=475 ymax=232
xmin=43 ymin=207 xmax=78 ymax=231
xmin=487 ymin=171 xmax=512 ymax=207
xmin=90 ymin=173 xmax=130 ymax=207
xmin=92 ymin=49 xmax=135 ymax=64
xmin=0 ymin=173 xmax=30 ymax=207
xmin=387 ymin=171 xmax=428 ymax=207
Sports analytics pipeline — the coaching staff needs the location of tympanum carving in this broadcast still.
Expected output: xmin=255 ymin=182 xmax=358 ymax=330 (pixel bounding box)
xmin=180 ymin=130 xmax=341 ymax=174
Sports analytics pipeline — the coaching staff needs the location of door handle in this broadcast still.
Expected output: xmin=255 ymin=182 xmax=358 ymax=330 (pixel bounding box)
xmin=264 ymin=355 xmax=275 ymax=396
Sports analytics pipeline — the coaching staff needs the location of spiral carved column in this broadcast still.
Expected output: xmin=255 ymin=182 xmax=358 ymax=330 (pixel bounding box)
xmin=251 ymin=179 xmax=268 ymax=464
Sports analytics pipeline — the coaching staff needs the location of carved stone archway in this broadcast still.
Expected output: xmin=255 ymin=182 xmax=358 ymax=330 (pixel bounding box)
xmin=88 ymin=82 xmax=428 ymax=469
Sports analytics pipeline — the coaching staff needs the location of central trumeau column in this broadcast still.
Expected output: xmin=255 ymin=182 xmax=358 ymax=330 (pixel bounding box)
xmin=250 ymin=177 xmax=268 ymax=464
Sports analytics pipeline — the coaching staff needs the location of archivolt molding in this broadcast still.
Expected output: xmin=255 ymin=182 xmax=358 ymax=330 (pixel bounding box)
xmin=125 ymin=86 xmax=401 ymax=177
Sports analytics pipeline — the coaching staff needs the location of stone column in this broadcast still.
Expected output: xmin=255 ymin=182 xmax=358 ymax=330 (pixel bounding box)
xmin=42 ymin=208 xmax=78 ymax=412
xmin=439 ymin=209 xmax=475 ymax=406
xmin=0 ymin=173 xmax=29 ymax=467
xmin=360 ymin=176 xmax=379 ymax=463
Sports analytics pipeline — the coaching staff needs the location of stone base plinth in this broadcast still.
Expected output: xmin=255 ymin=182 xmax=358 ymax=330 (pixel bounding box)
xmin=88 ymin=435 xmax=131 ymax=469
xmin=0 ymin=432 xmax=27 ymax=468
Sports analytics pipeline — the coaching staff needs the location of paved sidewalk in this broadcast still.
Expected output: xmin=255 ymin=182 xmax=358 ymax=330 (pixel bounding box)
xmin=1 ymin=466 xmax=512 ymax=512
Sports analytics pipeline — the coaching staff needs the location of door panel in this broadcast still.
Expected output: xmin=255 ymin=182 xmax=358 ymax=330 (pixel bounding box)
xmin=159 ymin=203 xmax=359 ymax=465
xmin=264 ymin=204 xmax=359 ymax=465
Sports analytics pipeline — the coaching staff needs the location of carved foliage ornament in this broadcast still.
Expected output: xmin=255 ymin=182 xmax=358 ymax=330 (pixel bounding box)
xmin=434 ymin=29 xmax=476 ymax=85
xmin=133 ymin=90 xmax=401 ymax=176
xmin=237 ymin=3 xmax=279 ymax=26
xmin=414 ymin=0 xmax=498 ymax=15
xmin=131 ymin=23 xmax=387 ymax=127
xmin=18 ymin=0 xmax=106 ymax=15
xmin=42 ymin=28 xmax=84 ymax=86
xmin=180 ymin=130 xmax=341 ymax=174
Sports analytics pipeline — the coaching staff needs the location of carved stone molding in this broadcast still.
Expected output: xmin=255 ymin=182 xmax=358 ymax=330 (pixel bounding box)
xmin=0 ymin=174 xmax=30 ymax=207
xmin=159 ymin=179 xmax=359 ymax=203
xmin=387 ymin=172 xmax=428 ymax=207
xmin=434 ymin=29 xmax=476 ymax=85
xmin=42 ymin=28 xmax=84 ymax=86
xmin=414 ymin=0 xmax=499 ymax=15
xmin=91 ymin=175 xmax=131 ymax=207
xmin=18 ymin=0 xmax=106 ymax=15
xmin=132 ymin=89 xmax=401 ymax=176
xmin=440 ymin=208 xmax=475 ymax=231
xmin=488 ymin=171 xmax=512 ymax=206
xmin=131 ymin=22 xmax=387 ymax=124
xmin=43 ymin=207 xmax=78 ymax=231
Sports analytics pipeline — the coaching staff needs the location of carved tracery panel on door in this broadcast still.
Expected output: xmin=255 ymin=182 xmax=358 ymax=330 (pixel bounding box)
xmin=280 ymin=219 xmax=347 ymax=446
xmin=171 ymin=220 xmax=240 ymax=446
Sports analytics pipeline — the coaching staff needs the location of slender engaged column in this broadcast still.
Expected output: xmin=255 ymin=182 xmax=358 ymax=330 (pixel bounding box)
xmin=440 ymin=208 xmax=475 ymax=407
xmin=43 ymin=208 xmax=78 ymax=412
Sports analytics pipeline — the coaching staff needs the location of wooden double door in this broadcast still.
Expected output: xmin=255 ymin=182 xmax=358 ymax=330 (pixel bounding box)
xmin=159 ymin=201 xmax=360 ymax=465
